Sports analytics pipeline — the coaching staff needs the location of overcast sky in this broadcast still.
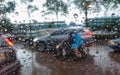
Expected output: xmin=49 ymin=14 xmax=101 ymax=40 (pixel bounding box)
xmin=5 ymin=0 xmax=120 ymax=25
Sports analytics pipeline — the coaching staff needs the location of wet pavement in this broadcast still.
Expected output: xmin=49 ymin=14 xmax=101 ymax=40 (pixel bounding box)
xmin=15 ymin=43 xmax=120 ymax=75
xmin=15 ymin=43 xmax=51 ymax=75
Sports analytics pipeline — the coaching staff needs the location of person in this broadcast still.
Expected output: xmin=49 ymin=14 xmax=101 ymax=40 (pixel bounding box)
xmin=69 ymin=31 xmax=83 ymax=58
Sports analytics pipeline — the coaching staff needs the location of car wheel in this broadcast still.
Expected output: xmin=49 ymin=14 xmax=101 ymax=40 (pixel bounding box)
xmin=56 ymin=48 xmax=63 ymax=58
xmin=36 ymin=42 xmax=46 ymax=52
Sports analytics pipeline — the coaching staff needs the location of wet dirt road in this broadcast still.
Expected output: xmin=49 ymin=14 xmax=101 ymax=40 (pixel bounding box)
xmin=15 ymin=43 xmax=120 ymax=75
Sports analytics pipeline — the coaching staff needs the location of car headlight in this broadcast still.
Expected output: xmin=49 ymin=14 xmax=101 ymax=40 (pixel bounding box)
xmin=33 ymin=38 xmax=38 ymax=42
xmin=56 ymin=44 xmax=60 ymax=49
xmin=0 ymin=53 xmax=6 ymax=61
xmin=56 ymin=43 xmax=62 ymax=49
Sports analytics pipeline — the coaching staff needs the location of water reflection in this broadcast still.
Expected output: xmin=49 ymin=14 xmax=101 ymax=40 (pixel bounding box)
xmin=15 ymin=43 xmax=120 ymax=75
xmin=89 ymin=45 xmax=120 ymax=75
xmin=15 ymin=43 xmax=51 ymax=75
xmin=36 ymin=45 xmax=120 ymax=75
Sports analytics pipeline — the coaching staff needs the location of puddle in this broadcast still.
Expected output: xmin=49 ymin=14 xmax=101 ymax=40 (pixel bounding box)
xmin=16 ymin=44 xmax=51 ymax=75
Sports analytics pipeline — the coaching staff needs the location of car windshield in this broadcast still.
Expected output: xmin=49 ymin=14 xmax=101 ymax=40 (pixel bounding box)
xmin=0 ymin=0 xmax=120 ymax=75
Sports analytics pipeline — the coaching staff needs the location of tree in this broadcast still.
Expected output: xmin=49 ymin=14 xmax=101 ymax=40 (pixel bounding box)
xmin=73 ymin=0 xmax=93 ymax=10
xmin=0 ymin=1 xmax=16 ymax=14
xmin=27 ymin=5 xmax=38 ymax=35
xmin=43 ymin=0 xmax=68 ymax=20
xmin=20 ymin=0 xmax=39 ymax=22
xmin=6 ymin=1 xmax=16 ymax=13
xmin=0 ymin=1 xmax=16 ymax=33
xmin=27 ymin=5 xmax=38 ymax=21
xmin=0 ymin=0 xmax=5 ymax=3
xmin=100 ymin=0 xmax=120 ymax=16
xmin=20 ymin=0 xmax=39 ymax=38
xmin=0 ymin=18 xmax=13 ymax=33
xmin=73 ymin=0 xmax=120 ymax=16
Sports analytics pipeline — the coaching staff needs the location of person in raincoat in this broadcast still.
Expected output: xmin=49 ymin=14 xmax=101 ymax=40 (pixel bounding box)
xmin=69 ymin=31 xmax=83 ymax=58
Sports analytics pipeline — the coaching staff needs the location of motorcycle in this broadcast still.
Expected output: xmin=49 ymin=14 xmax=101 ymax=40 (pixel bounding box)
xmin=55 ymin=40 xmax=89 ymax=60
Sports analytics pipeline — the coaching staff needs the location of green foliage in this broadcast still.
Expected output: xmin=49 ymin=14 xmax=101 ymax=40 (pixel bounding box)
xmin=48 ymin=22 xmax=53 ymax=28
xmin=6 ymin=1 xmax=16 ymax=13
xmin=73 ymin=0 xmax=120 ymax=11
xmin=0 ymin=0 xmax=5 ymax=2
xmin=0 ymin=1 xmax=16 ymax=14
xmin=0 ymin=1 xmax=16 ymax=33
xmin=102 ymin=18 xmax=119 ymax=32
xmin=89 ymin=17 xmax=120 ymax=32
xmin=73 ymin=0 xmax=95 ymax=10
xmin=0 ymin=18 xmax=13 ymax=33
xmin=43 ymin=0 xmax=68 ymax=19
xmin=27 ymin=5 xmax=38 ymax=13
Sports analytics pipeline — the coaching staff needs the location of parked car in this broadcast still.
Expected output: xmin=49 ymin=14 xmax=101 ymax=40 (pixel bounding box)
xmin=0 ymin=34 xmax=20 ymax=75
xmin=14 ymin=31 xmax=42 ymax=46
xmin=92 ymin=30 xmax=117 ymax=35
xmin=15 ymin=31 xmax=40 ymax=41
xmin=33 ymin=27 xmax=93 ymax=52
xmin=108 ymin=38 xmax=120 ymax=52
